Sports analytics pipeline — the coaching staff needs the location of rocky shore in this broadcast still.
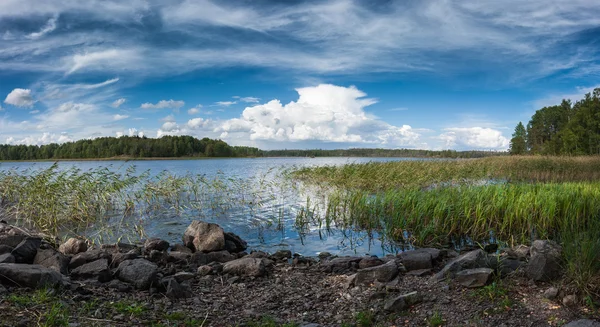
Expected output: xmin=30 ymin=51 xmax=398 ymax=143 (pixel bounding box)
xmin=0 ymin=220 xmax=598 ymax=326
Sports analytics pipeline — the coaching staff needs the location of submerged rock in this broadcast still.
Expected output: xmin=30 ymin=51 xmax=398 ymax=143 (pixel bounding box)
xmin=224 ymin=232 xmax=247 ymax=253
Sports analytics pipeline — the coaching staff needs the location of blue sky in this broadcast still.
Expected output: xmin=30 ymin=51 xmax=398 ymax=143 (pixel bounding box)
xmin=1 ymin=1 xmax=600 ymax=150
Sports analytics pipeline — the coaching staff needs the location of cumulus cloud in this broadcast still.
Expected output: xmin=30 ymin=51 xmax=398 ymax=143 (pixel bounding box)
xmin=113 ymin=114 xmax=129 ymax=121
xmin=4 ymin=88 xmax=35 ymax=108
xmin=188 ymin=108 xmax=200 ymax=115
xmin=6 ymin=132 xmax=72 ymax=146
xmin=141 ymin=99 xmax=185 ymax=110
xmin=217 ymin=84 xmax=421 ymax=146
xmin=26 ymin=15 xmax=58 ymax=39
xmin=111 ymin=98 xmax=126 ymax=108
xmin=439 ymin=127 xmax=509 ymax=150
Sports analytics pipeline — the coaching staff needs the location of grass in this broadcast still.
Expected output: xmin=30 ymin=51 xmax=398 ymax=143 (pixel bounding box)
xmin=428 ymin=311 xmax=444 ymax=327
xmin=111 ymin=300 xmax=147 ymax=316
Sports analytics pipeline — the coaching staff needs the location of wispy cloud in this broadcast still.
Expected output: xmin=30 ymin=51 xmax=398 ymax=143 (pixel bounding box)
xmin=26 ymin=15 xmax=58 ymax=39
xmin=111 ymin=98 xmax=126 ymax=108
xmin=141 ymin=99 xmax=185 ymax=110
xmin=213 ymin=101 xmax=237 ymax=107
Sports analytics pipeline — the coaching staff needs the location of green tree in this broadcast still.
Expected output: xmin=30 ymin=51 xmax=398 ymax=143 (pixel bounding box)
xmin=509 ymin=122 xmax=527 ymax=155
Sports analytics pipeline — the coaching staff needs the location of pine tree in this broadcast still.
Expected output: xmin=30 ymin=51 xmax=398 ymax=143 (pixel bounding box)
xmin=509 ymin=122 xmax=527 ymax=155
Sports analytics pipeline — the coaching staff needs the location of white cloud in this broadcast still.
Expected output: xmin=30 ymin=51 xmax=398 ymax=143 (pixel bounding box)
xmin=141 ymin=99 xmax=185 ymax=110
xmin=5 ymin=132 xmax=73 ymax=146
xmin=214 ymin=101 xmax=237 ymax=107
xmin=160 ymin=114 xmax=176 ymax=122
xmin=217 ymin=84 xmax=421 ymax=146
xmin=0 ymin=105 xmax=3 ymax=111
xmin=187 ymin=117 xmax=210 ymax=129
xmin=26 ymin=15 xmax=58 ymax=39
xmin=111 ymin=98 xmax=126 ymax=108
xmin=4 ymin=88 xmax=35 ymax=108
xmin=234 ymin=96 xmax=260 ymax=103
xmin=188 ymin=108 xmax=200 ymax=115
xmin=67 ymin=49 xmax=139 ymax=74
xmin=159 ymin=122 xmax=179 ymax=134
xmin=113 ymin=114 xmax=129 ymax=121
xmin=439 ymin=127 xmax=509 ymax=150
xmin=29 ymin=110 xmax=40 ymax=114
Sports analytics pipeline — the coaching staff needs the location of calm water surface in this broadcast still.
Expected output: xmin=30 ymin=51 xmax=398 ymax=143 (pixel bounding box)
xmin=0 ymin=157 xmax=424 ymax=257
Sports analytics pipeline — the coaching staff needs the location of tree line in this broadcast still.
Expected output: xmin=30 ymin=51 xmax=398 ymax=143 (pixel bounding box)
xmin=510 ymin=88 xmax=600 ymax=155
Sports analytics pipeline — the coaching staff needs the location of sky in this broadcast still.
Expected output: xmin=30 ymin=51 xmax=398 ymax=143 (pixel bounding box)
xmin=1 ymin=1 xmax=600 ymax=151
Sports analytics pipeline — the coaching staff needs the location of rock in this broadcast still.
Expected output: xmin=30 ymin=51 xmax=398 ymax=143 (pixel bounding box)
xmin=526 ymin=240 xmax=563 ymax=282
xmin=434 ymin=249 xmax=487 ymax=281
xmin=384 ymin=291 xmax=422 ymax=312
xmin=504 ymin=244 xmax=530 ymax=260
xmin=564 ymin=319 xmax=600 ymax=327
xmin=144 ymin=238 xmax=170 ymax=254
xmin=247 ymin=251 xmax=269 ymax=259
xmin=70 ymin=249 xmax=111 ymax=270
xmin=183 ymin=220 xmax=225 ymax=253
xmin=543 ymin=287 xmax=559 ymax=300
xmin=271 ymin=250 xmax=292 ymax=261
xmin=117 ymin=259 xmax=158 ymax=290
xmin=359 ymin=257 xmax=384 ymax=269
xmin=101 ymin=242 xmax=138 ymax=253
xmin=398 ymin=250 xmax=433 ymax=271
xmin=223 ymin=257 xmax=266 ymax=277
xmin=71 ymin=259 xmax=111 ymax=282
xmin=497 ymin=258 xmax=524 ymax=276
xmin=58 ymin=238 xmax=88 ymax=255
xmin=110 ymin=251 xmax=138 ymax=268
xmin=170 ymin=244 xmax=192 ymax=254
xmin=318 ymin=252 xmax=333 ymax=260
xmin=33 ymin=248 xmax=69 ymax=275
xmin=355 ymin=260 xmax=399 ymax=285
xmin=406 ymin=269 xmax=432 ymax=277
xmin=455 ymin=268 xmax=493 ymax=288
xmin=416 ymin=248 xmax=442 ymax=261
xmin=173 ymin=272 xmax=195 ymax=283
xmin=563 ymin=294 xmax=578 ymax=307
xmin=224 ymin=232 xmax=247 ymax=253
xmin=0 ymin=263 xmax=65 ymax=289
xmin=147 ymin=249 xmax=169 ymax=264
xmin=11 ymin=237 xmax=41 ymax=263
xmin=161 ymin=277 xmax=192 ymax=299
xmin=0 ymin=253 xmax=15 ymax=264
xmin=0 ymin=234 xmax=26 ymax=248
xmin=207 ymin=250 xmax=235 ymax=263
xmin=168 ymin=251 xmax=191 ymax=263
xmin=321 ymin=257 xmax=362 ymax=273
xmin=0 ymin=244 xmax=14 ymax=255
xmin=484 ymin=243 xmax=498 ymax=253
xmin=197 ymin=265 xmax=213 ymax=276
xmin=105 ymin=279 xmax=131 ymax=292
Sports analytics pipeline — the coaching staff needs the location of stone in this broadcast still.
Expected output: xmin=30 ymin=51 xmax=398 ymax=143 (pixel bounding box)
xmin=147 ymin=250 xmax=169 ymax=264
xmin=224 ymin=232 xmax=247 ymax=253
xmin=11 ymin=237 xmax=41 ymax=263
xmin=71 ymin=259 xmax=111 ymax=282
xmin=497 ymin=258 xmax=524 ymax=276
xmin=564 ymin=320 xmax=600 ymax=327
xmin=0 ymin=253 xmax=15 ymax=264
xmin=168 ymin=251 xmax=191 ymax=263
xmin=174 ymin=272 xmax=195 ymax=283
xmin=197 ymin=265 xmax=213 ymax=276
xmin=318 ymin=252 xmax=333 ymax=260
xmin=101 ymin=242 xmax=138 ymax=253
xmin=416 ymin=248 xmax=442 ymax=261
xmin=271 ymin=250 xmax=292 ymax=261
xmin=183 ymin=220 xmax=225 ymax=253
xmin=110 ymin=251 xmax=138 ymax=268
xmin=384 ymin=291 xmax=422 ymax=312
xmin=144 ymin=238 xmax=170 ymax=254
xmin=321 ymin=257 xmax=362 ymax=273
xmin=247 ymin=251 xmax=269 ymax=258
xmin=355 ymin=260 xmax=399 ymax=285
xmin=0 ymin=244 xmax=14 ymax=255
xmin=398 ymin=250 xmax=433 ymax=271
xmin=406 ymin=269 xmax=432 ymax=277
xmin=359 ymin=257 xmax=384 ymax=269
xmin=206 ymin=250 xmax=235 ymax=263
xmin=484 ymin=243 xmax=498 ymax=253
xmin=0 ymin=263 xmax=65 ymax=289
xmin=543 ymin=287 xmax=559 ymax=300
xmin=70 ymin=249 xmax=111 ymax=270
xmin=434 ymin=249 xmax=487 ymax=281
xmin=33 ymin=248 xmax=69 ymax=275
xmin=526 ymin=240 xmax=563 ymax=282
xmin=105 ymin=279 xmax=131 ymax=292
xmin=223 ymin=257 xmax=266 ymax=277
xmin=58 ymin=238 xmax=88 ymax=255
xmin=117 ymin=259 xmax=158 ymax=290
xmin=455 ymin=268 xmax=493 ymax=288
xmin=170 ymin=244 xmax=192 ymax=253
xmin=563 ymin=294 xmax=578 ymax=307
xmin=161 ymin=277 xmax=192 ymax=299
xmin=0 ymin=234 xmax=26 ymax=248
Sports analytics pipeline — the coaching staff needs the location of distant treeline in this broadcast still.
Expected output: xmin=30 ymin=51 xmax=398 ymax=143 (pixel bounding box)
xmin=510 ymin=88 xmax=600 ymax=155
xmin=0 ymin=135 xmax=505 ymax=161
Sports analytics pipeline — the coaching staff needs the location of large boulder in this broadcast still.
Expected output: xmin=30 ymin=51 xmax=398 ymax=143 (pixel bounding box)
xmin=321 ymin=257 xmax=362 ymax=273
xmin=143 ymin=238 xmax=170 ymax=254
xmin=398 ymin=250 xmax=434 ymax=271
xmin=384 ymin=291 xmax=422 ymax=312
xmin=359 ymin=257 xmax=384 ymax=269
xmin=224 ymin=232 xmax=247 ymax=253
xmin=71 ymin=259 xmax=111 ymax=282
xmin=160 ymin=277 xmax=192 ymax=299
xmin=355 ymin=260 xmax=399 ymax=285
xmin=526 ymin=240 xmax=563 ymax=282
xmin=117 ymin=259 xmax=158 ymax=290
xmin=58 ymin=238 xmax=88 ymax=255
xmin=0 ymin=263 xmax=65 ymax=289
xmin=69 ymin=249 xmax=111 ymax=270
xmin=183 ymin=221 xmax=225 ymax=253
xmin=223 ymin=257 xmax=266 ymax=277
xmin=0 ymin=253 xmax=15 ymax=264
xmin=434 ymin=249 xmax=487 ymax=281
xmin=33 ymin=248 xmax=69 ymax=275
xmin=11 ymin=237 xmax=41 ymax=263
xmin=455 ymin=268 xmax=493 ymax=288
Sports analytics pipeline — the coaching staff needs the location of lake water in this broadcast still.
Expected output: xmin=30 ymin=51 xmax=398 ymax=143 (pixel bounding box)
xmin=0 ymin=157 xmax=423 ymax=257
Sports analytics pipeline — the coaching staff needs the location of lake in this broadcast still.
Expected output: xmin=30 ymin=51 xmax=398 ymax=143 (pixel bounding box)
xmin=0 ymin=157 xmax=424 ymax=257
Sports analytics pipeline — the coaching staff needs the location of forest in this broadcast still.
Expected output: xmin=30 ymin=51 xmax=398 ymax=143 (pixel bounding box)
xmin=510 ymin=88 xmax=600 ymax=155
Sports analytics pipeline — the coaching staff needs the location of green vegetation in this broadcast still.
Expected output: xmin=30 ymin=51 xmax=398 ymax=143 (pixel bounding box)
xmin=7 ymin=288 xmax=69 ymax=327
xmin=428 ymin=311 xmax=444 ymax=327
xmin=510 ymin=88 xmax=600 ymax=155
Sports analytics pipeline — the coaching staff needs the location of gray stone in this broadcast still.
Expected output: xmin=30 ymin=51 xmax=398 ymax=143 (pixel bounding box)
xmin=173 ymin=272 xmax=195 ymax=283
xmin=144 ymin=238 xmax=170 ymax=254
xmin=543 ymin=287 xmax=559 ymax=300
xmin=71 ymin=259 xmax=111 ymax=282
xmin=161 ymin=277 xmax=192 ymax=299
xmin=11 ymin=237 xmax=41 ymax=263
xmin=398 ymin=250 xmax=433 ymax=271
xmin=69 ymin=249 xmax=111 ymax=270
xmin=222 ymin=257 xmax=266 ymax=277
xmin=0 ymin=263 xmax=65 ymax=289
xmin=170 ymin=244 xmax=192 ymax=253
xmin=321 ymin=256 xmax=362 ymax=273
xmin=406 ymin=268 xmax=432 ymax=277
xmin=0 ymin=234 xmax=26 ymax=248
xmin=182 ymin=220 xmax=225 ymax=253
xmin=271 ymin=250 xmax=292 ymax=261
xmin=455 ymin=268 xmax=493 ymax=288
xmin=168 ymin=251 xmax=191 ymax=263
xmin=434 ymin=249 xmax=487 ymax=281
xmin=247 ymin=251 xmax=269 ymax=258
xmin=100 ymin=242 xmax=138 ymax=253
xmin=415 ymin=248 xmax=442 ymax=261
xmin=359 ymin=257 xmax=384 ymax=269
xmin=0 ymin=253 xmax=15 ymax=264
xmin=526 ymin=240 xmax=563 ymax=282
xmin=224 ymin=232 xmax=247 ymax=253
xmin=497 ymin=258 xmax=524 ymax=276
xmin=33 ymin=248 xmax=69 ymax=275
xmin=564 ymin=319 xmax=600 ymax=327
xmin=197 ymin=265 xmax=213 ymax=276
xmin=355 ymin=260 xmax=399 ymax=285
xmin=117 ymin=259 xmax=158 ymax=290
xmin=563 ymin=294 xmax=578 ymax=307
xmin=0 ymin=244 xmax=14 ymax=255
xmin=59 ymin=238 xmax=88 ymax=255
xmin=384 ymin=291 xmax=422 ymax=312
xmin=206 ymin=250 xmax=235 ymax=263
xmin=110 ymin=250 xmax=138 ymax=268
